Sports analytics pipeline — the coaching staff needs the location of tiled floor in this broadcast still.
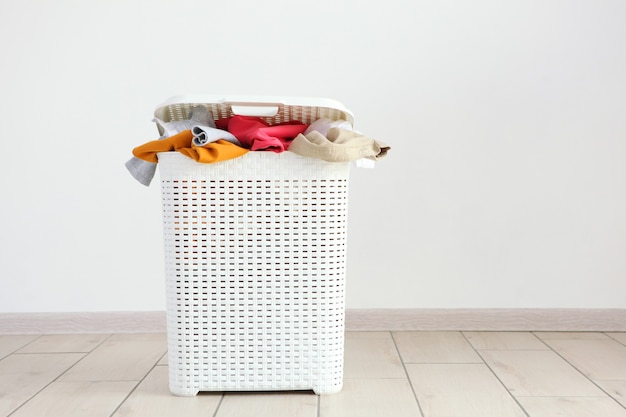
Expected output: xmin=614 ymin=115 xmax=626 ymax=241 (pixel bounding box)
xmin=1 ymin=331 xmax=626 ymax=417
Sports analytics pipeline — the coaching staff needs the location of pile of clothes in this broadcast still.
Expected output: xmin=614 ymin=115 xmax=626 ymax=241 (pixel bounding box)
xmin=126 ymin=106 xmax=389 ymax=186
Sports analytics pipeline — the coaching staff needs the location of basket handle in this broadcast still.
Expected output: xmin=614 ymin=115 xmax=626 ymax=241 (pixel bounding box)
xmin=225 ymin=100 xmax=284 ymax=117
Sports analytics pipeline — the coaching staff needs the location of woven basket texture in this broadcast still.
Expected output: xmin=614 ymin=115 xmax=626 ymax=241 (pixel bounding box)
xmin=159 ymin=151 xmax=350 ymax=395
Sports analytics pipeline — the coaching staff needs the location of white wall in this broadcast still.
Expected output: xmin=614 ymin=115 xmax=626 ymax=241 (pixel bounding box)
xmin=1 ymin=0 xmax=625 ymax=313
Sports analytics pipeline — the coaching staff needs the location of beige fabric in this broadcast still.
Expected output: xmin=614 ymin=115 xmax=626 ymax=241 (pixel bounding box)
xmin=289 ymin=128 xmax=390 ymax=162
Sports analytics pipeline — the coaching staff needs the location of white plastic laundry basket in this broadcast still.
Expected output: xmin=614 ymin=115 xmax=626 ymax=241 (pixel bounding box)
xmin=156 ymin=96 xmax=354 ymax=396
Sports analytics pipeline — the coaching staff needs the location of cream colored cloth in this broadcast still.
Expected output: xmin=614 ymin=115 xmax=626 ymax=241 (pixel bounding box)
xmin=289 ymin=128 xmax=389 ymax=162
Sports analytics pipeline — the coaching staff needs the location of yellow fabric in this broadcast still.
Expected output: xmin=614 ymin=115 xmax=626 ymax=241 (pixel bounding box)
xmin=132 ymin=130 xmax=194 ymax=163
xmin=178 ymin=139 xmax=249 ymax=162
xmin=132 ymin=131 xmax=249 ymax=164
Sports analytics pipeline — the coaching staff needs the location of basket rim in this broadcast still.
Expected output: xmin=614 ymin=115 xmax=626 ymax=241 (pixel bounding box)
xmin=154 ymin=94 xmax=355 ymax=125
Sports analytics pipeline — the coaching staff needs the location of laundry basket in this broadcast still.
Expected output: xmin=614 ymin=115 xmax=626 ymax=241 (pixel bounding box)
xmin=156 ymin=95 xmax=354 ymax=396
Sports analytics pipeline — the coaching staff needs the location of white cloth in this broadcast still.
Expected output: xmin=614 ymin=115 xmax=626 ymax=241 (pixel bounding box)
xmin=304 ymin=118 xmax=353 ymax=136
xmin=354 ymin=158 xmax=376 ymax=168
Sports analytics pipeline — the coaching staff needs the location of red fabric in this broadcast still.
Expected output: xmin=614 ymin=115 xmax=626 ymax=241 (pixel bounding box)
xmin=216 ymin=116 xmax=308 ymax=152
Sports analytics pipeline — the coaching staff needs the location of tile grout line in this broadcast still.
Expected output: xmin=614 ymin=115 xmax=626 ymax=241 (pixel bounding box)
xmin=317 ymin=391 xmax=321 ymax=417
xmin=459 ymin=332 xmax=532 ymax=417
xmin=605 ymin=331 xmax=626 ymax=348
xmin=534 ymin=331 xmax=626 ymax=405
xmin=603 ymin=330 xmax=626 ymax=410
xmin=211 ymin=393 xmax=226 ymax=417
xmin=11 ymin=335 xmax=44 ymax=355
xmin=0 ymin=335 xmax=42 ymax=361
xmin=389 ymin=331 xmax=427 ymax=417
xmin=106 ymin=349 xmax=166 ymax=417
xmin=531 ymin=331 xmax=626 ymax=412
xmin=7 ymin=333 xmax=116 ymax=417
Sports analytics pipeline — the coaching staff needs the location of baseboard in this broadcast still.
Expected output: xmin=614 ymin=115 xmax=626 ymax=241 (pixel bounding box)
xmin=345 ymin=309 xmax=626 ymax=331
xmin=0 ymin=311 xmax=167 ymax=334
xmin=1 ymin=309 xmax=625 ymax=334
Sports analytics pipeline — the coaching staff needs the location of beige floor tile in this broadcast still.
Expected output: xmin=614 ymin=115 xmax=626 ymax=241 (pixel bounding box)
xmin=406 ymin=363 xmax=525 ymax=417
xmin=595 ymin=380 xmax=626 ymax=408
xmin=0 ymin=335 xmax=39 ymax=359
xmin=345 ymin=331 xmax=393 ymax=339
xmin=320 ymin=378 xmax=421 ymax=417
xmin=480 ymin=350 xmax=606 ymax=397
xmin=608 ymin=333 xmax=626 ymax=346
xmin=539 ymin=337 xmax=626 ymax=380
xmin=61 ymin=333 xmax=167 ymax=382
xmin=535 ymin=332 xmax=610 ymax=340
xmin=17 ymin=334 xmax=110 ymax=353
xmin=344 ymin=332 xmax=405 ymax=379
xmin=517 ymin=396 xmax=626 ymax=417
xmin=5 ymin=330 xmax=626 ymax=417
xmin=393 ymin=331 xmax=482 ymax=364
xmin=216 ymin=391 xmax=317 ymax=417
xmin=463 ymin=332 xmax=548 ymax=350
xmin=113 ymin=366 xmax=221 ymax=417
xmin=0 ymin=353 xmax=84 ymax=416
xmin=11 ymin=380 xmax=136 ymax=417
